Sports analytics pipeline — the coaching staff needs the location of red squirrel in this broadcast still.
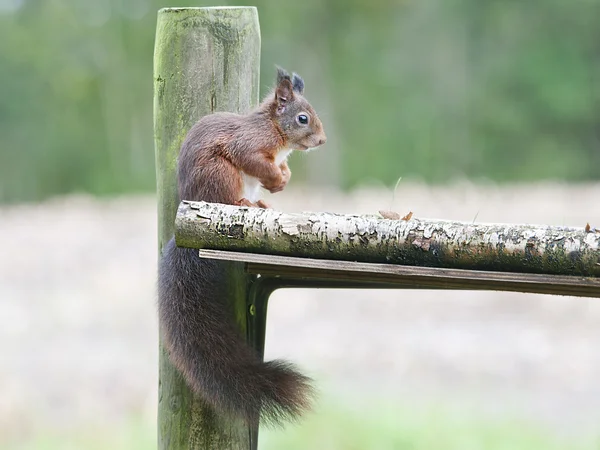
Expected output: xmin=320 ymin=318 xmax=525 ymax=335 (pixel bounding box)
xmin=158 ymin=67 xmax=327 ymax=426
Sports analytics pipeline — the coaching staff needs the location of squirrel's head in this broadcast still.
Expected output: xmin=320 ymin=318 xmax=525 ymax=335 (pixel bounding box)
xmin=270 ymin=67 xmax=327 ymax=151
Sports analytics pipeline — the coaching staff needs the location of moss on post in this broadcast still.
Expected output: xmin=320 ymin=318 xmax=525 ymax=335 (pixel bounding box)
xmin=153 ymin=7 xmax=260 ymax=449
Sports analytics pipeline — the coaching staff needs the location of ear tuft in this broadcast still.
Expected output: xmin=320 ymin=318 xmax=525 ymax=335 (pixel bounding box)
xmin=274 ymin=66 xmax=294 ymax=114
xmin=292 ymin=73 xmax=305 ymax=95
xmin=276 ymin=65 xmax=291 ymax=84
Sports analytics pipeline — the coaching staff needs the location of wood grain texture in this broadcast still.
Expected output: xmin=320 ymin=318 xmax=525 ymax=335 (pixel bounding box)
xmin=154 ymin=7 xmax=260 ymax=449
xmin=197 ymin=249 xmax=600 ymax=298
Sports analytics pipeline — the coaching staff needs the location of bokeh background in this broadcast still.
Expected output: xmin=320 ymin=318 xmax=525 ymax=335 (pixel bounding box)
xmin=1 ymin=0 xmax=600 ymax=449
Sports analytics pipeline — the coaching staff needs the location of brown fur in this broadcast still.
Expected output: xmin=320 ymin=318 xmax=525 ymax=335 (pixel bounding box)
xmin=158 ymin=67 xmax=326 ymax=426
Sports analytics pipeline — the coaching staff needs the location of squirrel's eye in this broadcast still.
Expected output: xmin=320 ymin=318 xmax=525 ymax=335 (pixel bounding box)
xmin=297 ymin=114 xmax=309 ymax=125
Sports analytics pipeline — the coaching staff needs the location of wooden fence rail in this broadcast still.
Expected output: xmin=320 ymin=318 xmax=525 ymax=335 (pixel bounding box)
xmin=176 ymin=200 xmax=600 ymax=279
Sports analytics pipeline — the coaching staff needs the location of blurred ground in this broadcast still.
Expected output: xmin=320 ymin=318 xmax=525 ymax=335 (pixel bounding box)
xmin=1 ymin=182 xmax=600 ymax=446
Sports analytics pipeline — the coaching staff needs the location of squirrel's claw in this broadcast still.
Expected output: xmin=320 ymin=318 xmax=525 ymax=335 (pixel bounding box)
xmin=236 ymin=198 xmax=271 ymax=209
xmin=235 ymin=198 xmax=255 ymax=207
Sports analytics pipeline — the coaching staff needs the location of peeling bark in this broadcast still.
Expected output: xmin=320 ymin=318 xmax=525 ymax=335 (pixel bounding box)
xmin=176 ymin=201 xmax=600 ymax=278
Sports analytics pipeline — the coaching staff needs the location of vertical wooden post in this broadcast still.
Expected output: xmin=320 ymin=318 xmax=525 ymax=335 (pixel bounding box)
xmin=153 ymin=7 xmax=261 ymax=449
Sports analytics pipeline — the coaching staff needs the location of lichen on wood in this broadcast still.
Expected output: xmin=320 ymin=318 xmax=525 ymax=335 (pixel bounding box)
xmin=154 ymin=7 xmax=260 ymax=450
xmin=176 ymin=201 xmax=600 ymax=278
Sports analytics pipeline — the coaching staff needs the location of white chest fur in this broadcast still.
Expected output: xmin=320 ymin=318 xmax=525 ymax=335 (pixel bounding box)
xmin=274 ymin=148 xmax=293 ymax=166
xmin=241 ymin=148 xmax=293 ymax=202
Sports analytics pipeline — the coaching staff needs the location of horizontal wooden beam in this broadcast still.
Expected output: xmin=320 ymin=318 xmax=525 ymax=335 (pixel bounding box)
xmin=176 ymin=201 xmax=600 ymax=277
xmin=198 ymin=249 xmax=600 ymax=298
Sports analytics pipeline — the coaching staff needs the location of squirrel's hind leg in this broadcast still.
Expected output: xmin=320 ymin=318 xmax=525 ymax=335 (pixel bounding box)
xmin=235 ymin=198 xmax=271 ymax=209
xmin=235 ymin=198 xmax=255 ymax=207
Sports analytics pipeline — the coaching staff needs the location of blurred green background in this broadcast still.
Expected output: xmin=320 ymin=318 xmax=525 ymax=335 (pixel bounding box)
xmin=1 ymin=0 xmax=599 ymax=203
xmin=2 ymin=2 xmax=600 ymax=449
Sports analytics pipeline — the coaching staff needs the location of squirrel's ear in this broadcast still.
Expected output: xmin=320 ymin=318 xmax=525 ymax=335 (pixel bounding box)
xmin=275 ymin=66 xmax=294 ymax=114
xmin=276 ymin=66 xmax=291 ymax=84
xmin=292 ymin=73 xmax=304 ymax=95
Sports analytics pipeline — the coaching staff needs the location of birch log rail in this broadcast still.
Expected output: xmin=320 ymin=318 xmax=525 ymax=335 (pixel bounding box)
xmin=175 ymin=200 xmax=600 ymax=298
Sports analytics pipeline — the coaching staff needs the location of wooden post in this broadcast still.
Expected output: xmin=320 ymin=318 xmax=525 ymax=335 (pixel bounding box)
xmin=153 ymin=7 xmax=261 ymax=449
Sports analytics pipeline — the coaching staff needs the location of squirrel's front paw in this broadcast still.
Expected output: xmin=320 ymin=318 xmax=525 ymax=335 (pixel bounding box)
xmin=261 ymin=175 xmax=286 ymax=194
xmin=266 ymin=183 xmax=286 ymax=194
xmin=280 ymin=166 xmax=291 ymax=185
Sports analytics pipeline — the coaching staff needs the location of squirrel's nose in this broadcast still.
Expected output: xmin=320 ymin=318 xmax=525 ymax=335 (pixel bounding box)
xmin=318 ymin=136 xmax=327 ymax=146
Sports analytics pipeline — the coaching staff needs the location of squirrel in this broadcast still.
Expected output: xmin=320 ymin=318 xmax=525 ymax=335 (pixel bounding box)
xmin=158 ymin=67 xmax=327 ymax=427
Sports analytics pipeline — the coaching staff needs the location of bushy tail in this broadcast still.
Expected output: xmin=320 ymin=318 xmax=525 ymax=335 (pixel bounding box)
xmin=158 ymin=237 xmax=313 ymax=426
